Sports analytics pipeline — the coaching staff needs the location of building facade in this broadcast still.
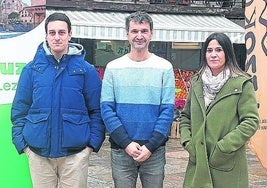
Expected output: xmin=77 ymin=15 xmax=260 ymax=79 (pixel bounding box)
xmin=46 ymin=0 xmax=246 ymax=109
xmin=0 ymin=0 xmax=45 ymax=32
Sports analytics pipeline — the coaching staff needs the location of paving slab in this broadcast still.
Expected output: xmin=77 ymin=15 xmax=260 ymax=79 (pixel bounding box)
xmin=88 ymin=136 xmax=267 ymax=188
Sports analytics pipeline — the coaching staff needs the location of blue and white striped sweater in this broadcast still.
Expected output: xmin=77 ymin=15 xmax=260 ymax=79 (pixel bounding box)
xmin=101 ymin=54 xmax=175 ymax=152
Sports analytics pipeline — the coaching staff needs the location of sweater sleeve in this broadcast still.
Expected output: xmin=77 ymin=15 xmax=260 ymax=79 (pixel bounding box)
xmin=101 ymin=66 xmax=132 ymax=148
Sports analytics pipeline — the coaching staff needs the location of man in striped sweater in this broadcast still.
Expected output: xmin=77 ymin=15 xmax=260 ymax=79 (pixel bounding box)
xmin=101 ymin=11 xmax=175 ymax=188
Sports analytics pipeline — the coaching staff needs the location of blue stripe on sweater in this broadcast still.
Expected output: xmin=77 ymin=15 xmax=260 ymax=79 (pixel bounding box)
xmin=101 ymin=102 xmax=173 ymax=138
xmin=109 ymin=67 xmax=171 ymax=87
xmin=102 ymin=86 xmax=174 ymax=105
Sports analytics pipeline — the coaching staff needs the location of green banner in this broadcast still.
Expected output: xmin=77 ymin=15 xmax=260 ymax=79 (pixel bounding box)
xmin=0 ymin=104 xmax=32 ymax=187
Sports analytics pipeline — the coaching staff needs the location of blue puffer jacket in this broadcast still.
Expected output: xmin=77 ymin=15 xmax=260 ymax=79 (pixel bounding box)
xmin=11 ymin=42 xmax=105 ymax=158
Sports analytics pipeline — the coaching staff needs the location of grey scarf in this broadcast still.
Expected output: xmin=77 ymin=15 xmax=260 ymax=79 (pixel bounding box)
xmin=202 ymin=66 xmax=231 ymax=108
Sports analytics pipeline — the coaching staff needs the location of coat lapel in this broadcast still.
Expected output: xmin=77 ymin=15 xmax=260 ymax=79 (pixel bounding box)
xmin=191 ymin=77 xmax=206 ymax=114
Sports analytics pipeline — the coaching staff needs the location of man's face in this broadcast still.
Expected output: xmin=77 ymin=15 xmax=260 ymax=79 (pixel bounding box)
xmin=127 ymin=21 xmax=152 ymax=51
xmin=46 ymin=20 xmax=71 ymax=58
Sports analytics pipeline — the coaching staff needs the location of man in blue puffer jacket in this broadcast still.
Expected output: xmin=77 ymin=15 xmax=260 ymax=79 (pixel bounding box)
xmin=11 ymin=12 xmax=105 ymax=188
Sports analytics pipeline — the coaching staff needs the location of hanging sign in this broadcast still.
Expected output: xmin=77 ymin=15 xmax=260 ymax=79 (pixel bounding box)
xmin=245 ymin=0 xmax=267 ymax=169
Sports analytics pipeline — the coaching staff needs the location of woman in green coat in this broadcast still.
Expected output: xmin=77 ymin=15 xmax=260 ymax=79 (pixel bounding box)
xmin=179 ymin=32 xmax=259 ymax=188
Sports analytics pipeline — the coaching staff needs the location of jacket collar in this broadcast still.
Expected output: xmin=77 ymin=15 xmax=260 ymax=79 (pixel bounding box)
xmin=191 ymin=75 xmax=206 ymax=113
xmin=29 ymin=42 xmax=86 ymax=74
xmin=191 ymin=75 xmax=252 ymax=112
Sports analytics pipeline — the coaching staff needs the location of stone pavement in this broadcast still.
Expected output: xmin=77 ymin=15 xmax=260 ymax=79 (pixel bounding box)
xmin=88 ymin=136 xmax=267 ymax=188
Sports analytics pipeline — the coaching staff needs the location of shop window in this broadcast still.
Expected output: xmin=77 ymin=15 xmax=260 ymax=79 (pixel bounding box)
xmin=171 ymin=49 xmax=200 ymax=71
xmin=94 ymin=40 xmax=129 ymax=67
xmin=233 ymin=43 xmax=246 ymax=71
xmin=72 ymin=38 xmax=94 ymax=63
xmin=149 ymin=41 xmax=167 ymax=58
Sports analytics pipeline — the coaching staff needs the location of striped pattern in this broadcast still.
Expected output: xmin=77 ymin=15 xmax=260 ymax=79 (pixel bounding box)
xmin=47 ymin=9 xmax=245 ymax=43
xmin=101 ymin=54 xmax=175 ymax=139
xmin=103 ymin=55 xmax=174 ymax=105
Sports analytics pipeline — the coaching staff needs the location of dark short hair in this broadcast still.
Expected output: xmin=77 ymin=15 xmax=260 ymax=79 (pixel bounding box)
xmin=125 ymin=11 xmax=153 ymax=32
xmin=45 ymin=12 xmax=72 ymax=33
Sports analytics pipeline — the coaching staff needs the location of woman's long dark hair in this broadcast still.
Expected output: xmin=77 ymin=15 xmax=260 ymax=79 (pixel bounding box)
xmin=198 ymin=32 xmax=249 ymax=77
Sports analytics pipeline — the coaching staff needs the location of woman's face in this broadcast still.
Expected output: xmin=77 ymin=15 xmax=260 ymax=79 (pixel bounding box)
xmin=206 ymin=39 xmax=226 ymax=76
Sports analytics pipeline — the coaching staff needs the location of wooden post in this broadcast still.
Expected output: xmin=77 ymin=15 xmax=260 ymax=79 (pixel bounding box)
xmin=170 ymin=121 xmax=180 ymax=138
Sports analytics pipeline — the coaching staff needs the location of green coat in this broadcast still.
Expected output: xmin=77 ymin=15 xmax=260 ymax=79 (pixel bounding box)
xmin=179 ymin=75 xmax=259 ymax=188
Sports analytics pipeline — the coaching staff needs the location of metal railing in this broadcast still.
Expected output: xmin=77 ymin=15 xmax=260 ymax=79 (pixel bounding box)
xmin=93 ymin=0 xmax=245 ymax=8
xmin=189 ymin=0 xmax=245 ymax=7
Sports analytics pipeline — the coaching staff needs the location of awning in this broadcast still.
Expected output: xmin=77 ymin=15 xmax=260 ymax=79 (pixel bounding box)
xmin=47 ymin=9 xmax=245 ymax=43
